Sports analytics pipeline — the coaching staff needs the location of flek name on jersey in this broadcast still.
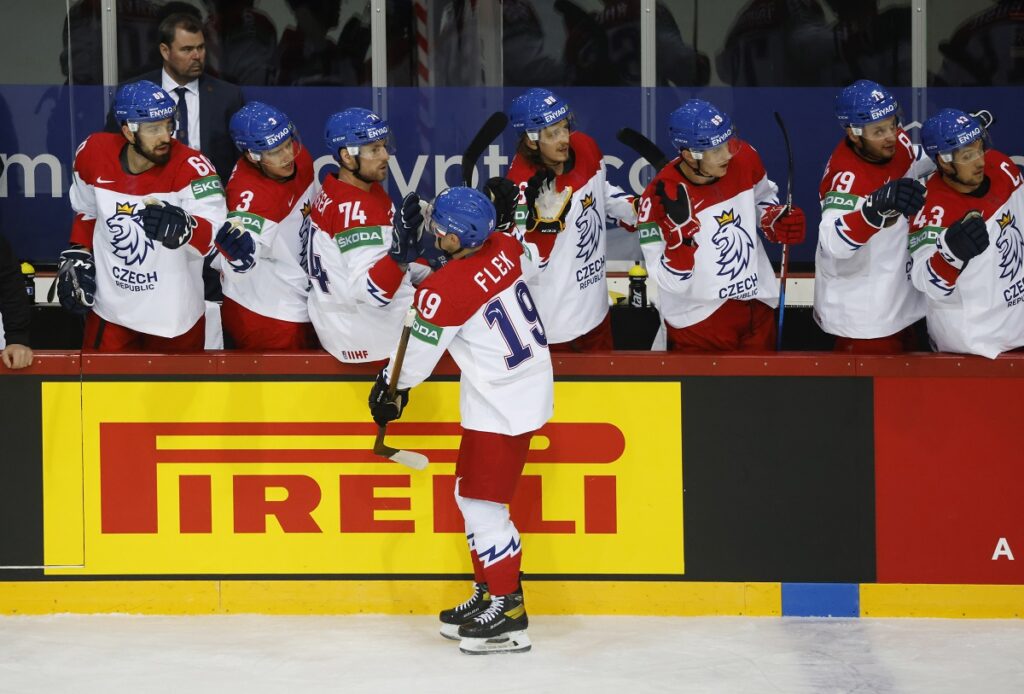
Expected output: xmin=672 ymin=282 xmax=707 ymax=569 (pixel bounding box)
xmin=712 ymin=208 xmax=755 ymax=283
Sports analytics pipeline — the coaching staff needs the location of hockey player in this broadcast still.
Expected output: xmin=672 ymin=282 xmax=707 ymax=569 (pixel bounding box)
xmin=57 ymin=80 xmax=253 ymax=352
xmin=369 ymin=187 xmax=551 ymax=655
xmin=636 ymin=98 xmax=805 ymax=351
xmin=908 ymin=108 xmax=1024 ymax=358
xmin=815 ymin=80 xmax=932 ymax=353
xmin=506 ymin=87 xmax=637 ymax=351
xmin=307 ymin=107 xmax=425 ymax=364
xmin=220 ymin=101 xmax=317 ymax=349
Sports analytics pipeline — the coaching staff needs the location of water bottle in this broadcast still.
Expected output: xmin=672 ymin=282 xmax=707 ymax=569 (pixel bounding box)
xmin=21 ymin=262 xmax=35 ymax=303
xmin=628 ymin=261 xmax=648 ymax=308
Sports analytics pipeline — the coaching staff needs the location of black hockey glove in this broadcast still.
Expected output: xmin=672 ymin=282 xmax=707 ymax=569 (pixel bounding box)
xmin=861 ymin=178 xmax=926 ymax=227
xmin=141 ymin=200 xmax=196 ymax=249
xmin=214 ymin=222 xmax=257 ymax=273
xmin=55 ymin=246 xmax=96 ymax=315
xmin=938 ymin=210 xmax=989 ymax=268
xmin=416 ymin=231 xmax=450 ymax=271
xmin=524 ymin=169 xmax=572 ymax=233
xmin=654 ymin=180 xmax=692 ymax=227
xmin=390 ymin=193 xmax=424 ymax=265
xmin=368 ymin=369 xmax=410 ymax=426
xmin=483 ymin=176 xmax=519 ymax=233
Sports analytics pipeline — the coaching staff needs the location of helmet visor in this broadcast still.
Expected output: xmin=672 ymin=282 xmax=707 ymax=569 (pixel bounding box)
xmin=855 ymin=115 xmax=900 ymax=142
xmin=259 ymin=135 xmax=300 ymax=166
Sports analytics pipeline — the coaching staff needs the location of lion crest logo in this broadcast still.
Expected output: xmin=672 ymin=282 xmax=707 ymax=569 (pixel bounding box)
xmin=996 ymin=210 xmax=1023 ymax=282
xmin=711 ymin=208 xmax=754 ymax=281
xmin=107 ymin=201 xmax=154 ymax=266
xmin=575 ymin=193 xmax=601 ymax=263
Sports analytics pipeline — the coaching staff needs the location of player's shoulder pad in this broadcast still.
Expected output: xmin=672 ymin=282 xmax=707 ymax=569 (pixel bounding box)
xmin=73 ymin=132 xmax=123 ymax=181
xmin=171 ymin=143 xmax=224 ymax=198
xmin=507 ymin=153 xmax=536 ymax=185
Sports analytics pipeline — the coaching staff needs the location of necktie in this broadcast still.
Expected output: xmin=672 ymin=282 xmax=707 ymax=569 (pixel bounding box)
xmin=174 ymin=87 xmax=189 ymax=147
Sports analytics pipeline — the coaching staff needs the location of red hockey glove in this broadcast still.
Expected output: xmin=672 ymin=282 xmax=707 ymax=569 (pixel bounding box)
xmin=761 ymin=204 xmax=805 ymax=244
xmin=651 ymin=180 xmax=700 ymax=249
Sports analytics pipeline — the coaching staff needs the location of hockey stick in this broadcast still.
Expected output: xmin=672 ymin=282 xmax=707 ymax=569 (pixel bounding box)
xmin=773 ymin=111 xmax=794 ymax=352
xmin=373 ymin=308 xmax=429 ymax=470
xmin=461 ymin=111 xmax=509 ymax=187
xmin=617 ymin=127 xmax=670 ymax=170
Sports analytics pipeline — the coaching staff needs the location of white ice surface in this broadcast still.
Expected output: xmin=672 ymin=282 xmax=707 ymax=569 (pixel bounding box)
xmin=2 ymin=615 xmax=1023 ymax=694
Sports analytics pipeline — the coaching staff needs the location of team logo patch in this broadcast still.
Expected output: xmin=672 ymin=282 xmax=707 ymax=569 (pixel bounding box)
xmin=191 ymin=175 xmax=224 ymax=199
xmin=574 ymin=193 xmax=601 ymax=262
xmin=996 ymin=211 xmax=1023 ymax=282
xmin=107 ymin=201 xmax=154 ymax=266
xmin=411 ymin=315 xmax=443 ymax=345
xmin=711 ymin=208 xmax=754 ymax=281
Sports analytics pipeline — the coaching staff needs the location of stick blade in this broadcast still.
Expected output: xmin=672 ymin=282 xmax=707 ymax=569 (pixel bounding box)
xmin=462 ymin=111 xmax=509 ymax=187
xmin=390 ymin=449 xmax=430 ymax=470
xmin=616 ymin=127 xmax=669 ymax=170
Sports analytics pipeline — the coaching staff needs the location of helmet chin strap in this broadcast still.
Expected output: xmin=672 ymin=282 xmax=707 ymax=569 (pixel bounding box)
xmin=944 ymin=160 xmax=976 ymax=188
xmin=679 ymin=151 xmax=719 ymax=183
xmin=339 ymin=150 xmax=376 ymax=184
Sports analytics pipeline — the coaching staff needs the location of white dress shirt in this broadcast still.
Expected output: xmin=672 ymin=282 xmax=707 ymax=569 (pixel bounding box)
xmin=161 ymin=69 xmax=201 ymax=151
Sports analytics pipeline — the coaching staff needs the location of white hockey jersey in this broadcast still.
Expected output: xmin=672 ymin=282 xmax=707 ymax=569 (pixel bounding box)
xmin=306 ymin=175 xmax=414 ymax=363
xmin=220 ymin=145 xmax=317 ymax=323
xmin=69 ymin=133 xmax=226 ymax=337
xmin=636 ymin=142 xmax=780 ymax=329
xmin=908 ymin=151 xmax=1024 ymax=358
xmin=508 ymin=131 xmax=637 ymax=344
xmin=393 ymin=232 xmax=553 ymax=436
xmin=815 ymin=131 xmax=934 ymax=339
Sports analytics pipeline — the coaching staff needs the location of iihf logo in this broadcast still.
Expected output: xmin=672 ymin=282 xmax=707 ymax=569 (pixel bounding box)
xmin=996 ymin=210 xmax=1023 ymax=281
xmin=711 ymin=208 xmax=754 ymax=281
xmin=575 ymin=193 xmax=601 ymax=263
xmin=106 ymin=201 xmax=154 ymax=266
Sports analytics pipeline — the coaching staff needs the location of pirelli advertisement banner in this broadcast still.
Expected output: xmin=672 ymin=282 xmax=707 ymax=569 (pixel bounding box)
xmin=40 ymin=381 xmax=684 ymax=577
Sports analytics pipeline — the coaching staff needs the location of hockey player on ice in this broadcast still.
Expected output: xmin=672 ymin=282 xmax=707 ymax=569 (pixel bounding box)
xmin=369 ymin=187 xmax=551 ymax=655
xmin=908 ymin=108 xmax=1024 ymax=358
xmin=57 ymin=80 xmax=254 ymax=352
xmin=307 ymin=107 xmax=429 ymax=365
xmin=636 ymin=99 xmax=805 ymax=351
xmin=219 ymin=101 xmax=318 ymax=349
xmin=814 ymin=79 xmax=932 ymax=353
xmin=505 ymin=88 xmax=638 ymax=352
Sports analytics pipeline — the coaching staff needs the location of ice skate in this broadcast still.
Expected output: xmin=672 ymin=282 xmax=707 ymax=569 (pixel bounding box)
xmin=457 ymin=589 xmax=531 ymax=654
xmin=439 ymin=582 xmax=490 ymax=640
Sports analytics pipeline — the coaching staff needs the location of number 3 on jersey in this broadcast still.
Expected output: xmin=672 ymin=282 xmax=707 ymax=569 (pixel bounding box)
xmin=485 ymin=280 xmax=547 ymax=369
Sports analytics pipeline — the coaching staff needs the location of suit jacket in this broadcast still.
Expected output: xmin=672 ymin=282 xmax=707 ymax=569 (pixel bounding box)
xmin=106 ymin=70 xmax=245 ymax=183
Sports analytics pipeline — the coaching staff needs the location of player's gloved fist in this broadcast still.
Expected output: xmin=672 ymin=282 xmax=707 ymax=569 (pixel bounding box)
xmin=761 ymin=205 xmax=806 ymax=244
xmin=483 ymin=176 xmax=518 ymax=233
xmin=214 ymin=221 xmax=257 ymax=273
xmin=416 ymin=231 xmax=450 ymax=271
xmin=525 ymin=169 xmax=572 ymax=233
xmin=141 ymin=199 xmax=196 ymax=249
xmin=938 ymin=210 xmax=989 ymax=268
xmin=862 ymin=178 xmax=926 ymax=227
xmin=652 ymin=181 xmax=699 ymax=247
xmin=55 ymin=246 xmax=96 ymax=315
xmin=368 ymin=369 xmax=410 ymax=426
xmin=389 ymin=193 xmax=425 ymax=265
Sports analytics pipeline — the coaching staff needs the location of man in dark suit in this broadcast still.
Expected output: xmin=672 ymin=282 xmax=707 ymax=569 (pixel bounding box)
xmin=108 ymin=12 xmax=244 ymax=183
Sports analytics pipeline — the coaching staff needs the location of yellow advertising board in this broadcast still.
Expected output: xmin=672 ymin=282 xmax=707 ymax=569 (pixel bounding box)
xmin=42 ymin=381 xmax=682 ymax=576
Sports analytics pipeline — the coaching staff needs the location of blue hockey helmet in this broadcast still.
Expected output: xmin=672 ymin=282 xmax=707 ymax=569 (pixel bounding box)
xmin=324 ymin=107 xmax=391 ymax=158
xmin=668 ymin=99 xmax=736 ymax=158
xmin=113 ymin=80 xmax=176 ymax=130
xmin=428 ymin=187 xmax=496 ymax=250
xmin=230 ymin=101 xmax=298 ymax=159
xmin=509 ymin=88 xmax=573 ymax=141
xmin=834 ymin=80 xmax=900 ymax=133
xmin=921 ymin=108 xmax=987 ymax=163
